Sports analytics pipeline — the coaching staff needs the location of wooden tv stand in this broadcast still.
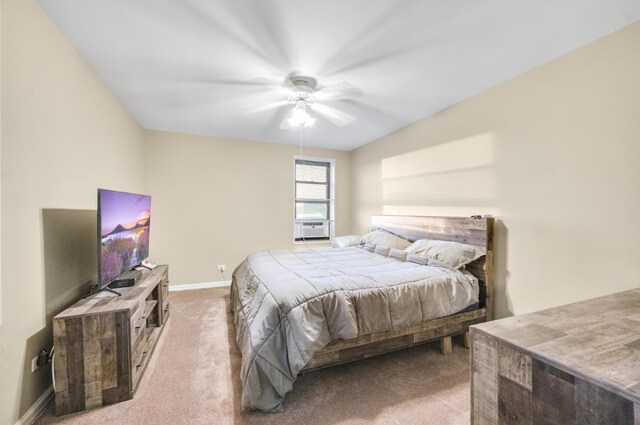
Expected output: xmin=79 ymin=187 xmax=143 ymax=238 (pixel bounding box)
xmin=53 ymin=265 xmax=170 ymax=415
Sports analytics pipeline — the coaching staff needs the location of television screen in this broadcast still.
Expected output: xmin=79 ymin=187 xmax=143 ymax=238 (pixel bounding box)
xmin=98 ymin=189 xmax=151 ymax=287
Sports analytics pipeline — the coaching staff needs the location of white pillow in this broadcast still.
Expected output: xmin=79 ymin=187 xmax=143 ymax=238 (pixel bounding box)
xmin=332 ymin=235 xmax=362 ymax=248
xmin=404 ymin=239 xmax=484 ymax=269
xmin=359 ymin=230 xmax=411 ymax=250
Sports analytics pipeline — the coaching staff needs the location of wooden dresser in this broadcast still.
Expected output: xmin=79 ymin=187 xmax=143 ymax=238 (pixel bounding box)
xmin=471 ymin=288 xmax=640 ymax=424
xmin=53 ymin=265 xmax=170 ymax=415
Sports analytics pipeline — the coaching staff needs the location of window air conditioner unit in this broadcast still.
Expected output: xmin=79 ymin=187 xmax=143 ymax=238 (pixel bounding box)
xmin=300 ymin=221 xmax=329 ymax=239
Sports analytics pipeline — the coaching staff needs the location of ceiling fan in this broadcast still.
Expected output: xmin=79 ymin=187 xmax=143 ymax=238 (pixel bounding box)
xmin=243 ymin=74 xmax=363 ymax=130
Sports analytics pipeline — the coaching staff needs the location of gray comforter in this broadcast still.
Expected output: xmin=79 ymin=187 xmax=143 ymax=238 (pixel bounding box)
xmin=230 ymin=247 xmax=479 ymax=412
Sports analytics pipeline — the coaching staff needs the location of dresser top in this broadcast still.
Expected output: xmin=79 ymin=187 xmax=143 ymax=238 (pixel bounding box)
xmin=473 ymin=287 xmax=640 ymax=401
xmin=54 ymin=265 xmax=168 ymax=319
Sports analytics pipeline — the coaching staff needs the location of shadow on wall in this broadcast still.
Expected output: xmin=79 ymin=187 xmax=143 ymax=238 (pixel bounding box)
xmin=379 ymin=133 xmax=512 ymax=318
xmin=19 ymin=209 xmax=97 ymax=416
xmin=492 ymin=220 xmax=511 ymax=318
xmin=43 ymin=209 xmax=97 ymax=325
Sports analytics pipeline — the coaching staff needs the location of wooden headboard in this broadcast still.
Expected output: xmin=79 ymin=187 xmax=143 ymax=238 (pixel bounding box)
xmin=371 ymin=215 xmax=495 ymax=320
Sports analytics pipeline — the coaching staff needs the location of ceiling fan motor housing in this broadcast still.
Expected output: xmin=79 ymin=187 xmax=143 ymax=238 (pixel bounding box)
xmin=289 ymin=75 xmax=317 ymax=92
xmin=287 ymin=75 xmax=317 ymax=104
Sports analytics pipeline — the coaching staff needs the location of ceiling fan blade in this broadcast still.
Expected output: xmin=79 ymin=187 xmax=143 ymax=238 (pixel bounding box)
xmin=279 ymin=106 xmax=295 ymax=129
xmin=310 ymin=103 xmax=355 ymax=127
xmin=315 ymin=80 xmax=363 ymax=101
xmin=240 ymin=100 xmax=288 ymax=113
xmin=252 ymin=73 xmax=292 ymax=90
xmin=154 ymin=74 xmax=291 ymax=97
xmin=178 ymin=77 xmax=271 ymax=88
xmin=255 ymin=73 xmax=285 ymax=84
xmin=283 ymin=77 xmax=297 ymax=91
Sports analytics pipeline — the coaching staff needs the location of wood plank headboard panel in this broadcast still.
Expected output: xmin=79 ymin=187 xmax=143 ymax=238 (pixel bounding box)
xmin=371 ymin=215 xmax=492 ymax=248
xmin=371 ymin=215 xmax=495 ymax=320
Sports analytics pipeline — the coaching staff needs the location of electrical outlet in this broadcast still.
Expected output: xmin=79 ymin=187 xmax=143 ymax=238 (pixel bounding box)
xmin=31 ymin=356 xmax=39 ymax=373
xmin=217 ymin=264 xmax=226 ymax=272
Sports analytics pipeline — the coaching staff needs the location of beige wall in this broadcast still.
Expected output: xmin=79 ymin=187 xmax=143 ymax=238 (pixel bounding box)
xmin=0 ymin=1 xmax=146 ymax=424
xmin=351 ymin=22 xmax=640 ymax=319
xmin=144 ymin=130 xmax=351 ymax=285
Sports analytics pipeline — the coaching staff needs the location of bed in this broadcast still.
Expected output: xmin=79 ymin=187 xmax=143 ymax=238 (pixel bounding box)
xmin=231 ymin=215 xmax=494 ymax=412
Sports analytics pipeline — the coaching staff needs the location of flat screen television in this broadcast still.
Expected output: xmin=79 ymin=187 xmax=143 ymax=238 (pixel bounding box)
xmin=98 ymin=189 xmax=151 ymax=288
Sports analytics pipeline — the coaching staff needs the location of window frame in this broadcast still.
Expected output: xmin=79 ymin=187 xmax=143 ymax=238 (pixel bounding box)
xmin=293 ymin=156 xmax=335 ymax=243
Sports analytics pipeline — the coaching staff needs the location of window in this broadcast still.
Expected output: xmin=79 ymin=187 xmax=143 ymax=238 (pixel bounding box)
xmin=294 ymin=156 xmax=335 ymax=242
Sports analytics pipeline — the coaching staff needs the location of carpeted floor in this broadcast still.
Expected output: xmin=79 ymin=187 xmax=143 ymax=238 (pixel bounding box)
xmin=37 ymin=288 xmax=472 ymax=425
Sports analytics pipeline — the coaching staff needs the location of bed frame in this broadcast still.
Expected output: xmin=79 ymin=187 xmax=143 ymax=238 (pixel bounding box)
xmin=300 ymin=214 xmax=494 ymax=373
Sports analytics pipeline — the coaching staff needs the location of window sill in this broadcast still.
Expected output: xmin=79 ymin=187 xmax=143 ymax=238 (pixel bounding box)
xmin=293 ymin=240 xmax=332 ymax=245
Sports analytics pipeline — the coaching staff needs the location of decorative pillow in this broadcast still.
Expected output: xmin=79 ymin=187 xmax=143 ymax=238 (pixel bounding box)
xmin=332 ymin=235 xmax=362 ymax=248
xmin=404 ymin=239 xmax=484 ymax=269
xmin=374 ymin=245 xmax=391 ymax=257
xmin=389 ymin=248 xmax=408 ymax=261
xmin=359 ymin=230 xmax=411 ymax=250
xmin=363 ymin=243 xmax=376 ymax=252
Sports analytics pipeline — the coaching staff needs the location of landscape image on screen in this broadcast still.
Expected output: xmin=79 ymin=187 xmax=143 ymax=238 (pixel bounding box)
xmin=100 ymin=190 xmax=151 ymax=285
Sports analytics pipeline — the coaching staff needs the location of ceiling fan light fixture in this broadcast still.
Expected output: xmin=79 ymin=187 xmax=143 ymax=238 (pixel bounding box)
xmin=286 ymin=91 xmax=315 ymax=104
xmin=288 ymin=104 xmax=315 ymax=128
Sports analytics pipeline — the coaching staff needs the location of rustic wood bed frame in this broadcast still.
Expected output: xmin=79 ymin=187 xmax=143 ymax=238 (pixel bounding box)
xmin=300 ymin=214 xmax=495 ymax=373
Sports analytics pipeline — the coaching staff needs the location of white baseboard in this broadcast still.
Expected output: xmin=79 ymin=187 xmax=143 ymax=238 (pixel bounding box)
xmin=169 ymin=280 xmax=231 ymax=292
xmin=16 ymin=385 xmax=53 ymax=425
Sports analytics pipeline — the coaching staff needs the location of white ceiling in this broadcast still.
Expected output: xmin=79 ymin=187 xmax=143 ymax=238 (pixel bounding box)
xmin=38 ymin=0 xmax=640 ymax=151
